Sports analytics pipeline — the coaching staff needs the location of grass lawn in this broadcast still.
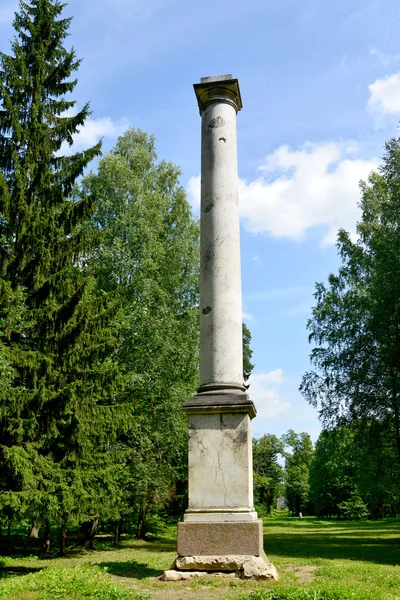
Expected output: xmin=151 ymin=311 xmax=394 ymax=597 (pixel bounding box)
xmin=1 ymin=513 xmax=400 ymax=599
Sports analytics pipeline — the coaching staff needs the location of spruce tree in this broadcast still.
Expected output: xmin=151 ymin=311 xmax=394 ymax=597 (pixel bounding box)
xmin=0 ymin=0 xmax=121 ymax=552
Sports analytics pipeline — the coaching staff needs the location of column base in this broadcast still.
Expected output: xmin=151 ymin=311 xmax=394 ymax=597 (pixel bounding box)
xmin=169 ymin=519 xmax=278 ymax=580
xmin=163 ymin=552 xmax=278 ymax=581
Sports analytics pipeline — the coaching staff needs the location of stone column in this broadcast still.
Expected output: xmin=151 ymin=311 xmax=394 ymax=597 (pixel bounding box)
xmin=167 ymin=76 xmax=277 ymax=581
xmin=197 ymin=76 xmax=244 ymax=395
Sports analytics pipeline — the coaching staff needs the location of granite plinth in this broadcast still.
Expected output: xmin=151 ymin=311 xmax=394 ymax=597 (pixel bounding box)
xmin=177 ymin=520 xmax=263 ymax=557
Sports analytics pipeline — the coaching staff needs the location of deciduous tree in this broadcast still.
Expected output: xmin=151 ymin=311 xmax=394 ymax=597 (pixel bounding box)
xmin=301 ymin=136 xmax=400 ymax=471
xmin=80 ymin=128 xmax=200 ymax=538
xmin=282 ymin=430 xmax=313 ymax=515
xmin=253 ymin=434 xmax=284 ymax=514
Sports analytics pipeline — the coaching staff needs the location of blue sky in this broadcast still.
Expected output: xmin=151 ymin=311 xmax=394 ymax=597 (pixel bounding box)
xmin=1 ymin=0 xmax=400 ymax=443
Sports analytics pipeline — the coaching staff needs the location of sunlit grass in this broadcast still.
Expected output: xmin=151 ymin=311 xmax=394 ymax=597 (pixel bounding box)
xmin=1 ymin=513 xmax=399 ymax=599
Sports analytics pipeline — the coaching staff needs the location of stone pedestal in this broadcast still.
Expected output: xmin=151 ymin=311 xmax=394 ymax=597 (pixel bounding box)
xmin=169 ymin=75 xmax=277 ymax=581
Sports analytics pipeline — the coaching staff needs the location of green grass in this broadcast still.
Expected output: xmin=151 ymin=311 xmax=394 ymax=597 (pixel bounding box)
xmin=1 ymin=514 xmax=399 ymax=599
xmin=0 ymin=564 xmax=149 ymax=600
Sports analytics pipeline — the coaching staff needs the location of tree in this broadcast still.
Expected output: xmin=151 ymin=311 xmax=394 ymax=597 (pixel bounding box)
xmin=355 ymin=419 xmax=400 ymax=517
xmin=309 ymin=422 xmax=400 ymax=519
xmin=0 ymin=0 xmax=122 ymax=553
xmin=243 ymin=323 xmax=254 ymax=387
xmin=282 ymin=430 xmax=313 ymax=515
xmin=301 ymin=137 xmax=400 ymax=471
xmin=309 ymin=426 xmax=357 ymax=518
xmin=79 ymin=128 xmax=200 ymax=538
xmin=253 ymin=434 xmax=284 ymax=515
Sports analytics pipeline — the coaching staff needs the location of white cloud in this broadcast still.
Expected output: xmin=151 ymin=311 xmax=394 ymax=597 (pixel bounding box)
xmin=368 ymin=72 xmax=400 ymax=117
xmin=187 ymin=175 xmax=201 ymax=213
xmin=249 ymin=370 xmax=291 ymax=420
xmin=72 ymin=116 xmax=129 ymax=149
xmin=369 ymin=48 xmax=400 ymax=68
xmin=252 ymin=254 xmax=262 ymax=266
xmin=59 ymin=116 xmax=129 ymax=155
xmin=187 ymin=142 xmax=377 ymax=245
xmin=240 ymin=142 xmax=378 ymax=245
xmin=242 ymin=310 xmax=253 ymax=321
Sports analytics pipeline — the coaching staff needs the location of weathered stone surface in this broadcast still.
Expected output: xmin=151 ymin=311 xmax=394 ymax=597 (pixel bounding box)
xmin=183 ymin=393 xmax=256 ymax=419
xmin=162 ymin=570 xmax=203 ymax=581
xmin=184 ymin=412 xmax=255 ymax=514
xmin=242 ymin=556 xmax=279 ymax=580
xmin=162 ymin=569 xmax=237 ymax=581
xmin=176 ymin=555 xmax=253 ymax=571
xmin=170 ymin=553 xmax=278 ymax=581
xmin=177 ymin=520 xmax=263 ymax=557
xmin=200 ymin=75 xmax=233 ymax=84
xmin=171 ymin=77 xmax=278 ymax=584
xmin=194 ymin=78 xmax=242 ymax=115
xmin=195 ymin=85 xmax=243 ymax=391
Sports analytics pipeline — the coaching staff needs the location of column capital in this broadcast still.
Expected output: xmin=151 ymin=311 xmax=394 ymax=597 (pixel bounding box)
xmin=193 ymin=75 xmax=243 ymax=114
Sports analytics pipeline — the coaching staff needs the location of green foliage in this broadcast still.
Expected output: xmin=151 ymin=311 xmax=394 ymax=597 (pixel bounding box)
xmin=0 ymin=2 xmax=200 ymax=543
xmin=80 ymin=128 xmax=200 ymax=535
xmin=243 ymin=323 xmax=255 ymax=385
xmin=338 ymin=493 xmax=369 ymax=520
xmin=354 ymin=419 xmax=400 ymax=517
xmin=282 ymin=431 xmax=313 ymax=515
xmin=301 ymin=136 xmax=400 ymax=474
xmin=0 ymin=0 xmax=122 ymax=541
xmin=301 ymin=135 xmax=400 ymax=521
xmin=309 ymin=426 xmax=357 ymax=518
xmin=253 ymin=434 xmax=284 ymax=514
xmin=309 ymin=423 xmax=400 ymax=519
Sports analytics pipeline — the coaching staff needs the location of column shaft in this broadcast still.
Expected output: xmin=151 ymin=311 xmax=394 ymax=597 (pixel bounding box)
xmin=199 ymin=101 xmax=244 ymax=392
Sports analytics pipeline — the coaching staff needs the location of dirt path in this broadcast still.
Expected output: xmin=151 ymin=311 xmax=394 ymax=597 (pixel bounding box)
xmin=282 ymin=565 xmax=317 ymax=584
xmin=113 ymin=573 xmax=268 ymax=600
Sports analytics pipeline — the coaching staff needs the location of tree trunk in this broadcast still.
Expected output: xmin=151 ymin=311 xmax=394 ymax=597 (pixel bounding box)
xmin=59 ymin=525 xmax=67 ymax=556
xmin=7 ymin=522 xmax=11 ymax=538
xmin=29 ymin=519 xmax=42 ymax=539
xmin=135 ymin=502 xmax=147 ymax=540
xmin=113 ymin=520 xmax=122 ymax=544
xmin=43 ymin=521 xmax=51 ymax=554
xmin=79 ymin=519 xmax=99 ymax=549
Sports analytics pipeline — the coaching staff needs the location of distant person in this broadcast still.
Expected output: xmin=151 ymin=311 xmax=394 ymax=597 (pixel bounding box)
xmin=299 ymin=512 xmax=303 ymax=519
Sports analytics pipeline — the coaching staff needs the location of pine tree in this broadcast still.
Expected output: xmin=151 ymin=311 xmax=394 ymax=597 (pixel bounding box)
xmin=0 ymin=0 xmax=122 ymax=552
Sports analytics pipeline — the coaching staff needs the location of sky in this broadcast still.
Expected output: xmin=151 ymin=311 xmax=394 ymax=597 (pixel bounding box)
xmin=1 ymin=0 xmax=400 ymax=444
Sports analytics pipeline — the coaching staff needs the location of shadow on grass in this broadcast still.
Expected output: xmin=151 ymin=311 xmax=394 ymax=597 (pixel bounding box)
xmin=0 ymin=533 xmax=176 ymax=561
xmin=122 ymin=538 xmax=176 ymax=553
xmin=97 ymin=560 xmax=163 ymax=579
xmin=264 ymin=518 xmax=400 ymax=565
xmin=0 ymin=565 xmax=43 ymax=579
xmin=265 ymin=516 xmax=399 ymax=529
